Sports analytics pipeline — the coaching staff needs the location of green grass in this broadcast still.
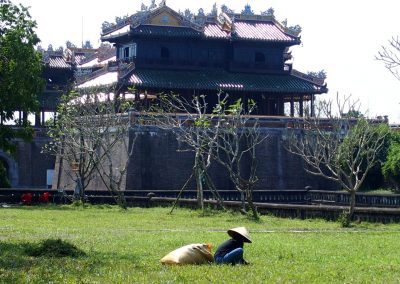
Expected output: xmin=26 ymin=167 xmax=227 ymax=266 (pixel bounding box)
xmin=1 ymin=205 xmax=400 ymax=283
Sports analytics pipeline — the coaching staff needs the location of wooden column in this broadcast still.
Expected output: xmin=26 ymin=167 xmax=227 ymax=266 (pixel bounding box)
xmin=243 ymin=93 xmax=248 ymax=113
xmin=34 ymin=112 xmax=41 ymax=127
xmin=280 ymin=98 xmax=285 ymax=116
xmin=262 ymin=95 xmax=267 ymax=115
xmin=22 ymin=111 xmax=28 ymax=126
xmin=311 ymin=94 xmax=315 ymax=117
xmin=41 ymin=110 xmax=45 ymax=126
xmin=290 ymin=95 xmax=295 ymax=117
xmin=299 ymin=95 xmax=304 ymax=117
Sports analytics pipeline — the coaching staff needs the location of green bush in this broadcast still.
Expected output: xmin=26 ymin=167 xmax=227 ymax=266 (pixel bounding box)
xmin=0 ymin=162 xmax=11 ymax=188
xmin=338 ymin=120 xmax=390 ymax=191
xmin=338 ymin=211 xmax=351 ymax=228
xmin=382 ymin=141 xmax=400 ymax=192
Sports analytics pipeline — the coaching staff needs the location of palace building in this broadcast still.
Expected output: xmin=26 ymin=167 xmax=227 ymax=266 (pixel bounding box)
xmin=76 ymin=3 xmax=327 ymax=117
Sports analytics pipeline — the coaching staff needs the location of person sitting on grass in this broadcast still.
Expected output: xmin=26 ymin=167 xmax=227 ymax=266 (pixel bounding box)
xmin=214 ymin=227 xmax=251 ymax=265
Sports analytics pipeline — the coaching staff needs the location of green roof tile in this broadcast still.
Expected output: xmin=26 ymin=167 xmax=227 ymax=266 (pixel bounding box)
xmin=128 ymin=69 xmax=326 ymax=94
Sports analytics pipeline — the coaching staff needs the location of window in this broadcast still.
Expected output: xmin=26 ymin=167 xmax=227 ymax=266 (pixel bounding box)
xmin=119 ymin=43 xmax=137 ymax=60
xmin=255 ymin=52 xmax=265 ymax=64
xmin=160 ymin=15 xmax=169 ymax=24
xmin=161 ymin=47 xmax=170 ymax=59
xmin=123 ymin=47 xmax=130 ymax=58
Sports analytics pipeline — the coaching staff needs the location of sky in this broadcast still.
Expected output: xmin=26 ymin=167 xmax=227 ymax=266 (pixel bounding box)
xmin=16 ymin=0 xmax=400 ymax=123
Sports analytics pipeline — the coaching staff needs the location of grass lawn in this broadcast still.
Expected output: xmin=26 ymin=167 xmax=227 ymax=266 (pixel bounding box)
xmin=1 ymin=205 xmax=400 ymax=283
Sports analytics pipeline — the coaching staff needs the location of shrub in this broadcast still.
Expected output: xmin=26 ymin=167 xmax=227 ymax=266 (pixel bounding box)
xmin=0 ymin=162 xmax=11 ymax=188
xmin=24 ymin=239 xmax=86 ymax=258
xmin=338 ymin=211 xmax=351 ymax=228
xmin=382 ymin=141 xmax=400 ymax=192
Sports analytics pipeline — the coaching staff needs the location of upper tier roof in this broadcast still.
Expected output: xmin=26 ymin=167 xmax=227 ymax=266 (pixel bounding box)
xmin=76 ymin=66 xmax=326 ymax=95
xmin=101 ymin=5 xmax=300 ymax=44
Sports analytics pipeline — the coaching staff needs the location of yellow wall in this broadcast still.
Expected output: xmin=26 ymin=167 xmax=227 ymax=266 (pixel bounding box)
xmin=150 ymin=11 xmax=181 ymax=27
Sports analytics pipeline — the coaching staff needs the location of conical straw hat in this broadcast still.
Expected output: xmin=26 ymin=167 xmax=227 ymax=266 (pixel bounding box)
xmin=227 ymin=227 xmax=252 ymax=243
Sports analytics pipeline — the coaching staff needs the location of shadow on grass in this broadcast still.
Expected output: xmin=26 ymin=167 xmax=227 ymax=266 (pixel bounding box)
xmin=0 ymin=242 xmax=36 ymax=270
xmin=0 ymin=239 xmax=86 ymax=263
xmin=3 ymin=204 xmax=114 ymax=211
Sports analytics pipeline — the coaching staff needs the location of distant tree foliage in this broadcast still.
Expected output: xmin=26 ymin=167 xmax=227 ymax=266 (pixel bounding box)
xmin=0 ymin=0 xmax=43 ymax=152
xmin=382 ymin=132 xmax=400 ymax=192
xmin=0 ymin=162 xmax=10 ymax=188
xmin=241 ymin=4 xmax=254 ymax=16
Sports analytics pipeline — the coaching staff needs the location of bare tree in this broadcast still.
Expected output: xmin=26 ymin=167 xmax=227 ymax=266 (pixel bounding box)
xmin=45 ymin=90 xmax=104 ymax=203
xmin=136 ymin=93 xmax=267 ymax=218
xmin=376 ymin=36 xmax=400 ymax=81
xmin=285 ymin=94 xmax=388 ymax=219
xmin=45 ymin=87 xmax=136 ymax=207
xmin=143 ymin=92 xmax=227 ymax=212
xmin=91 ymin=96 xmax=136 ymax=209
xmin=210 ymin=99 xmax=266 ymax=220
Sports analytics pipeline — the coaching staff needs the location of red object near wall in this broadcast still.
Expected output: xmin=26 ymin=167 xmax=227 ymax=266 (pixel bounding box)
xmin=39 ymin=192 xmax=50 ymax=203
xmin=21 ymin=193 xmax=33 ymax=205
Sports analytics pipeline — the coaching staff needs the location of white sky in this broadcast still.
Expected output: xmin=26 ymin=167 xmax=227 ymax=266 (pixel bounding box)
xmin=16 ymin=0 xmax=400 ymax=123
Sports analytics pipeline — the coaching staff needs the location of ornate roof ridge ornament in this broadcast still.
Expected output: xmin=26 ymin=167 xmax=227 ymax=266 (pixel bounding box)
xmin=217 ymin=12 xmax=233 ymax=32
xmin=291 ymin=69 xmax=326 ymax=86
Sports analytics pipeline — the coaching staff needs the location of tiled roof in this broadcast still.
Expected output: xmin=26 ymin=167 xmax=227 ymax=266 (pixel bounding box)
xmin=48 ymin=56 xmax=71 ymax=69
xmin=103 ymin=21 xmax=298 ymax=43
xmin=99 ymin=56 xmax=116 ymax=65
xmin=80 ymin=58 xmax=99 ymax=68
xmin=76 ymin=71 xmax=118 ymax=89
xmin=204 ymin=23 xmax=230 ymax=39
xmin=74 ymin=55 xmax=87 ymax=65
xmin=100 ymin=5 xmax=299 ymax=43
xmin=102 ymin=24 xmax=131 ymax=40
xmin=79 ymin=56 xmax=116 ymax=68
xmin=233 ymin=21 xmax=297 ymax=42
xmin=131 ymin=25 xmax=202 ymax=38
xmin=128 ymin=69 xmax=326 ymax=94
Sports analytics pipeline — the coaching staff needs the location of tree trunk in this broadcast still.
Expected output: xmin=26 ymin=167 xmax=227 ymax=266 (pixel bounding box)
xmin=245 ymin=184 xmax=259 ymax=220
xmin=348 ymin=191 xmax=356 ymax=220
xmin=195 ymin=155 xmax=204 ymax=211
xmin=116 ymin=190 xmax=127 ymax=209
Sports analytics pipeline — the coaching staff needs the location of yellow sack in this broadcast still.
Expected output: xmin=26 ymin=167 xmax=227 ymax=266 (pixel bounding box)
xmin=160 ymin=243 xmax=214 ymax=265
